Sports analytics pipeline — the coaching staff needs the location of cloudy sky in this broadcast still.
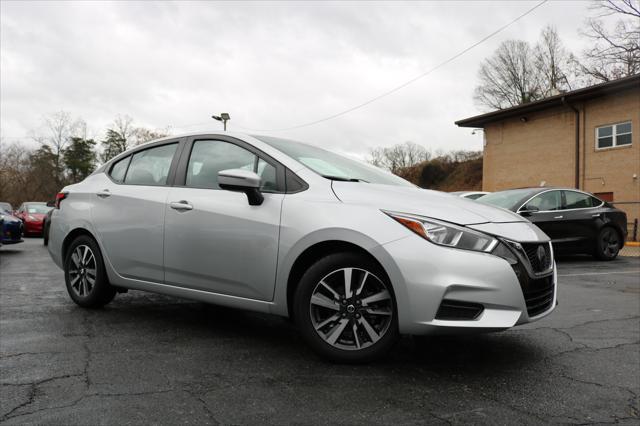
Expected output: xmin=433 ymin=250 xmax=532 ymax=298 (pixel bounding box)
xmin=0 ymin=0 xmax=611 ymax=157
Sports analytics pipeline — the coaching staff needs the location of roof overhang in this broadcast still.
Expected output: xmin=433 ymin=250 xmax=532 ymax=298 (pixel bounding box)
xmin=455 ymin=74 xmax=640 ymax=128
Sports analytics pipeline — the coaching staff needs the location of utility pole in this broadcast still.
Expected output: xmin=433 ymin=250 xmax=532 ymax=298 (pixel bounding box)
xmin=211 ymin=113 xmax=230 ymax=131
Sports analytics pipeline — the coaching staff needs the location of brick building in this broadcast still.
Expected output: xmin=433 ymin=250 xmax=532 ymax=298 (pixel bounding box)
xmin=456 ymin=74 xmax=639 ymax=237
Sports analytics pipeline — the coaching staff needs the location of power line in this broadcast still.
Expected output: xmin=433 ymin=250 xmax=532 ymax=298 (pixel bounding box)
xmin=8 ymin=1 xmax=549 ymax=138
xmin=215 ymin=0 xmax=550 ymax=133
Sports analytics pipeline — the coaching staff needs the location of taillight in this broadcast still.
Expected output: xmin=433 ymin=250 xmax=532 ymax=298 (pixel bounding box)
xmin=55 ymin=192 xmax=68 ymax=209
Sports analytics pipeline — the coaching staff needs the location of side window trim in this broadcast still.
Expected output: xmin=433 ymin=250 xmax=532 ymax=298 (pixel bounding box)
xmin=174 ymin=135 xmax=286 ymax=193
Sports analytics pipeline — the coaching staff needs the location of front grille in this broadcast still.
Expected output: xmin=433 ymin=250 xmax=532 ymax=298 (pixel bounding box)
xmin=521 ymin=242 xmax=552 ymax=273
xmin=435 ymin=300 xmax=484 ymax=320
xmin=513 ymin=262 xmax=555 ymax=317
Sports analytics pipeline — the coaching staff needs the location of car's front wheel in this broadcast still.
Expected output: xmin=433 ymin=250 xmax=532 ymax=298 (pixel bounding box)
xmin=64 ymin=235 xmax=116 ymax=308
xmin=594 ymin=227 xmax=621 ymax=261
xmin=43 ymin=220 xmax=49 ymax=246
xmin=294 ymin=252 xmax=398 ymax=363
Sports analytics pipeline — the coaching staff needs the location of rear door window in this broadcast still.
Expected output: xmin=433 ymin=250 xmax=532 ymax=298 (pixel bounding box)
xmin=563 ymin=191 xmax=596 ymax=209
xmin=124 ymin=143 xmax=178 ymax=186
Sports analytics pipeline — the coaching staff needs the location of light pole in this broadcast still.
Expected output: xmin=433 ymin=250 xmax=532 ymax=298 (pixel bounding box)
xmin=212 ymin=113 xmax=230 ymax=131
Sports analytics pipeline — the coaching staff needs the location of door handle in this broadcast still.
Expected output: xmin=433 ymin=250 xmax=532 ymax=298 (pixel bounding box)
xmin=170 ymin=201 xmax=193 ymax=211
xmin=592 ymin=213 xmax=601 ymax=217
xmin=97 ymin=189 xmax=111 ymax=198
xmin=553 ymin=215 xmax=563 ymax=219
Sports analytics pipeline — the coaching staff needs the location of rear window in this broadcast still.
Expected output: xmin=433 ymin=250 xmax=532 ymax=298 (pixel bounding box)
xmin=110 ymin=156 xmax=130 ymax=183
xmin=564 ymin=191 xmax=601 ymax=209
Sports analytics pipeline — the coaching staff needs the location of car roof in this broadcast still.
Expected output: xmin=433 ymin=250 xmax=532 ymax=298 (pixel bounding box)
xmin=94 ymin=131 xmax=317 ymax=177
xmin=483 ymin=187 xmax=606 ymax=211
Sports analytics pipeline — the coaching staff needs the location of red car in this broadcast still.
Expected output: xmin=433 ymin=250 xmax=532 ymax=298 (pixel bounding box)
xmin=15 ymin=202 xmax=53 ymax=236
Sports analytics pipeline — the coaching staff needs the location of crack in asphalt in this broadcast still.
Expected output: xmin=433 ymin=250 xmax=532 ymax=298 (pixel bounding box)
xmin=0 ymin=389 xmax=178 ymax=422
xmin=557 ymin=315 xmax=640 ymax=331
xmin=0 ymin=351 xmax=66 ymax=359
xmin=184 ymin=390 xmax=221 ymax=426
xmin=0 ymin=373 xmax=84 ymax=420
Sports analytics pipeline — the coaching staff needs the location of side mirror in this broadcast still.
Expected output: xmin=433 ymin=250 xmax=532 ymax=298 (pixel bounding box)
xmin=218 ymin=169 xmax=264 ymax=206
xmin=519 ymin=204 xmax=539 ymax=216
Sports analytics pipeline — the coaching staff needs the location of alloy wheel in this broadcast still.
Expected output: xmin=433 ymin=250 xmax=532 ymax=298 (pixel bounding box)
xmin=309 ymin=267 xmax=393 ymax=351
xmin=601 ymin=229 xmax=619 ymax=257
xmin=68 ymin=245 xmax=97 ymax=297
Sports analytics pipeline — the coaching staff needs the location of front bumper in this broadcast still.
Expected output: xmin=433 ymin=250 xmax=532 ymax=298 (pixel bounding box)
xmin=2 ymin=221 xmax=24 ymax=244
xmin=374 ymin=233 xmax=557 ymax=335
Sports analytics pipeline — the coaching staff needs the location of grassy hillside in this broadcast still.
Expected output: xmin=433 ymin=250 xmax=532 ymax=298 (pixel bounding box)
xmin=396 ymin=152 xmax=483 ymax=192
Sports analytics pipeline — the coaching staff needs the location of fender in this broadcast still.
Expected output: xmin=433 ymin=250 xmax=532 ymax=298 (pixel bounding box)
xmin=269 ymin=227 xmax=408 ymax=318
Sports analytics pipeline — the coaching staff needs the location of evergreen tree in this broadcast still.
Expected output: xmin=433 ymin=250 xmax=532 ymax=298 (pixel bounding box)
xmin=100 ymin=129 xmax=128 ymax=163
xmin=63 ymin=137 xmax=97 ymax=182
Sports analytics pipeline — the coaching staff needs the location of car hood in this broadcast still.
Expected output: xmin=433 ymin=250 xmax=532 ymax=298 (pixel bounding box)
xmin=1 ymin=214 xmax=21 ymax=224
xmin=332 ymin=182 xmax=526 ymax=225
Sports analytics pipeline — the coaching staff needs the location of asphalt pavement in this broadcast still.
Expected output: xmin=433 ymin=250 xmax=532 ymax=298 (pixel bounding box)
xmin=1 ymin=238 xmax=639 ymax=425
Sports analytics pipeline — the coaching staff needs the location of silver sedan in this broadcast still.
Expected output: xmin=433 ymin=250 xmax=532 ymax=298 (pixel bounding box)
xmin=48 ymin=133 xmax=556 ymax=362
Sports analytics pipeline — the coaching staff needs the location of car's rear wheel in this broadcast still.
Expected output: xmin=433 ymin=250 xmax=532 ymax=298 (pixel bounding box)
xmin=294 ymin=252 xmax=398 ymax=363
xmin=64 ymin=235 xmax=116 ymax=307
xmin=594 ymin=227 xmax=621 ymax=261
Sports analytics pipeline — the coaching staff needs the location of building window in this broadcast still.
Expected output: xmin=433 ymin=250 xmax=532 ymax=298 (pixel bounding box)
xmin=596 ymin=121 xmax=632 ymax=149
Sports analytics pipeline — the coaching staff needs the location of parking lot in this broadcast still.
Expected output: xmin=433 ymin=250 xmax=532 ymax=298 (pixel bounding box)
xmin=0 ymin=238 xmax=638 ymax=425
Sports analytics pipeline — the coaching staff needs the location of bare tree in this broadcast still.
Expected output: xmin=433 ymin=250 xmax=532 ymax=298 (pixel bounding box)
xmin=0 ymin=142 xmax=60 ymax=205
xmin=577 ymin=0 xmax=640 ymax=82
xmin=368 ymin=142 xmax=430 ymax=173
xmin=133 ymin=127 xmax=170 ymax=145
xmin=590 ymin=0 xmax=640 ymax=19
xmin=110 ymin=114 xmax=137 ymax=148
xmin=30 ymin=111 xmax=84 ymax=186
xmin=534 ymin=26 xmax=575 ymax=95
xmin=101 ymin=115 xmax=171 ymax=162
xmin=0 ymin=142 xmax=30 ymax=206
xmin=474 ymin=40 xmax=543 ymax=110
xmin=474 ymin=26 xmax=582 ymax=110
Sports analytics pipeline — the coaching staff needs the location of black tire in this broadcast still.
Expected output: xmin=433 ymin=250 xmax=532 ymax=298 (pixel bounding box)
xmin=43 ymin=220 xmax=49 ymax=246
xmin=293 ymin=252 xmax=399 ymax=363
xmin=64 ymin=235 xmax=116 ymax=308
xmin=593 ymin=227 xmax=621 ymax=261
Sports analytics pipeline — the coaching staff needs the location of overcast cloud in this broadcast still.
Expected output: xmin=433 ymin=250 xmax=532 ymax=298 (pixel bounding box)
xmin=0 ymin=1 xmax=606 ymax=157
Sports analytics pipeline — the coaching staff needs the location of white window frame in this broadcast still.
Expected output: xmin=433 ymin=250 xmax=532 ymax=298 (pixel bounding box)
xmin=595 ymin=121 xmax=632 ymax=150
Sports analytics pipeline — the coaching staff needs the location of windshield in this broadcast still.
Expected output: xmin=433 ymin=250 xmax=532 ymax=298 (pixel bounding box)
xmin=26 ymin=204 xmax=53 ymax=214
xmin=477 ymin=189 xmax=536 ymax=209
xmin=255 ymin=136 xmax=414 ymax=187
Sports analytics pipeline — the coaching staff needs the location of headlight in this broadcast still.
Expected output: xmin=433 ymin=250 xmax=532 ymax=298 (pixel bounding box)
xmin=385 ymin=211 xmax=498 ymax=253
